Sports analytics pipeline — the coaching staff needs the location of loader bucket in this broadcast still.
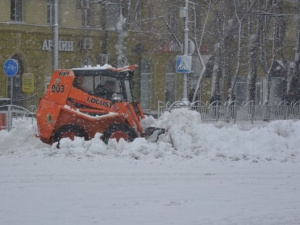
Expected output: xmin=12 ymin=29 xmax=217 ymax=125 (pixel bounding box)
xmin=144 ymin=127 xmax=165 ymax=142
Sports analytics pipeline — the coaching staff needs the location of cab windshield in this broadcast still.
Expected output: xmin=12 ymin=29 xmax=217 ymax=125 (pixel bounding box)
xmin=73 ymin=75 xmax=133 ymax=102
xmin=124 ymin=80 xmax=133 ymax=102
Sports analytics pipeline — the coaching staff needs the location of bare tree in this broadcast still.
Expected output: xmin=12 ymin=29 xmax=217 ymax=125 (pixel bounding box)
xmin=287 ymin=0 xmax=300 ymax=95
xmin=211 ymin=42 xmax=222 ymax=97
xmin=122 ymin=0 xmax=297 ymax=104
xmin=229 ymin=0 xmax=243 ymax=103
xmin=259 ymin=1 xmax=278 ymax=103
xmin=191 ymin=0 xmax=212 ymax=103
xmin=246 ymin=0 xmax=261 ymax=102
xmin=211 ymin=0 xmax=231 ymax=99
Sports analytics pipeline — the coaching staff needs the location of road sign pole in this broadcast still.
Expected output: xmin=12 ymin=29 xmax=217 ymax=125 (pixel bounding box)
xmin=182 ymin=0 xmax=189 ymax=104
xmin=3 ymin=59 xmax=19 ymax=104
xmin=10 ymin=78 xmax=13 ymax=104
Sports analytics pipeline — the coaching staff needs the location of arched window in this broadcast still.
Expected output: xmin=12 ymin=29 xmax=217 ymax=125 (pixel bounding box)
xmin=165 ymin=60 xmax=176 ymax=104
xmin=140 ymin=60 xmax=152 ymax=110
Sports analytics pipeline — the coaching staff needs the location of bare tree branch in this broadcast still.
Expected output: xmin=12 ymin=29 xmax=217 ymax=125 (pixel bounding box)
xmin=229 ymin=0 xmax=242 ymax=103
xmin=191 ymin=0 xmax=212 ymax=103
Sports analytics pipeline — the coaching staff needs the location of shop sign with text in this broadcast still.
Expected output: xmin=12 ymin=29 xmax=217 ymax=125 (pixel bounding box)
xmin=42 ymin=40 xmax=74 ymax=51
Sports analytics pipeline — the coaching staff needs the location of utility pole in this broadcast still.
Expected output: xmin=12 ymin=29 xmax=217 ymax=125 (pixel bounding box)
xmin=116 ymin=0 xmax=128 ymax=68
xmin=182 ymin=0 xmax=189 ymax=103
xmin=53 ymin=0 xmax=59 ymax=70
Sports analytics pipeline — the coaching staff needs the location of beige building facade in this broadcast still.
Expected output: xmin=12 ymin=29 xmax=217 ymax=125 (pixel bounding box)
xmin=1 ymin=0 xmax=298 ymax=111
xmin=0 ymin=0 xmax=201 ymax=112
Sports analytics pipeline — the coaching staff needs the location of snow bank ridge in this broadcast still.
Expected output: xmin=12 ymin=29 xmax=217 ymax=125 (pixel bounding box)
xmin=0 ymin=108 xmax=299 ymax=162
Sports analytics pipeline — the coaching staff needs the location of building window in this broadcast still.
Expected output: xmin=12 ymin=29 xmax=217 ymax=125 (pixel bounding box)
xmin=165 ymin=60 xmax=177 ymax=104
xmin=233 ymin=76 xmax=247 ymax=104
xmin=98 ymin=54 xmax=108 ymax=65
xmin=263 ymin=77 xmax=283 ymax=103
xmin=47 ymin=0 xmax=54 ymax=25
xmin=80 ymin=38 xmax=93 ymax=50
xmin=11 ymin=0 xmax=23 ymax=22
xmin=106 ymin=3 xmax=120 ymax=30
xmin=82 ymin=8 xmax=92 ymax=27
xmin=82 ymin=56 xmax=92 ymax=67
xmin=140 ymin=61 xmax=152 ymax=110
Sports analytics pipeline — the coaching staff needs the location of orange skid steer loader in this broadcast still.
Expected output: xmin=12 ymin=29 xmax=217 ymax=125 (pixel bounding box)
xmin=36 ymin=65 xmax=164 ymax=146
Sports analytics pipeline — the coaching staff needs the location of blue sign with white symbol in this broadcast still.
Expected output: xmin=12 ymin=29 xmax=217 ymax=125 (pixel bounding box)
xmin=176 ymin=55 xmax=192 ymax=73
xmin=3 ymin=59 xmax=19 ymax=77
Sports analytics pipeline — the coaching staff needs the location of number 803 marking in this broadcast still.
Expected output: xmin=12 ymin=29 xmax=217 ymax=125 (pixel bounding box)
xmin=51 ymin=84 xmax=65 ymax=93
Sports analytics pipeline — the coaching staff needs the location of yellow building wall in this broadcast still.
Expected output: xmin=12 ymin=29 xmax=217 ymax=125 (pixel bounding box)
xmin=25 ymin=0 xmax=47 ymax=25
xmin=0 ymin=24 xmax=105 ymax=101
xmin=60 ymin=0 xmax=82 ymax=28
xmin=0 ymin=0 xmax=10 ymax=22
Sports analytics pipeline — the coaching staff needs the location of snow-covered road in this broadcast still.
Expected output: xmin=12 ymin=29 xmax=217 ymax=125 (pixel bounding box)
xmin=1 ymin=157 xmax=299 ymax=225
xmin=1 ymin=108 xmax=300 ymax=224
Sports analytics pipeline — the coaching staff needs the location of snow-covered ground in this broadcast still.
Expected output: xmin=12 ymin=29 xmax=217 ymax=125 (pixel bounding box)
xmin=0 ymin=108 xmax=300 ymax=225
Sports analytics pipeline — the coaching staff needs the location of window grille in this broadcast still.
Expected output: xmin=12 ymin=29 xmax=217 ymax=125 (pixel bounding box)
xmin=11 ymin=0 xmax=23 ymax=22
xmin=80 ymin=0 xmax=90 ymax=9
xmin=47 ymin=0 xmax=54 ymax=25
xmin=140 ymin=61 xmax=152 ymax=110
xmin=82 ymin=8 xmax=92 ymax=27
xmin=165 ymin=61 xmax=177 ymax=104
xmin=234 ymin=77 xmax=247 ymax=103
xmin=106 ymin=3 xmax=120 ymax=30
xmin=82 ymin=57 xmax=92 ymax=67
xmin=98 ymin=54 xmax=108 ymax=65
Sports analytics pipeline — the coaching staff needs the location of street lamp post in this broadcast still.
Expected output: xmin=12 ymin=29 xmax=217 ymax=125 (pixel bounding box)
xmin=53 ymin=0 xmax=59 ymax=70
xmin=182 ymin=0 xmax=189 ymax=103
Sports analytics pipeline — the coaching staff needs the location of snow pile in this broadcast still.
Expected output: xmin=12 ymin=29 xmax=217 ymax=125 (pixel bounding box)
xmin=150 ymin=108 xmax=300 ymax=162
xmin=72 ymin=63 xmax=113 ymax=70
xmin=0 ymin=108 xmax=300 ymax=162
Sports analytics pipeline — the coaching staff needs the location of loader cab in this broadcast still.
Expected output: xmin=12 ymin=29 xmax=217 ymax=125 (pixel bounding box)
xmin=72 ymin=68 xmax=134 ymax=102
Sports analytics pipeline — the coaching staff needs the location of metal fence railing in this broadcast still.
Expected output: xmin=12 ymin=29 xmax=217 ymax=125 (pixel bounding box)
xmin=0 ymin=105 xmax=36 ymax=131
xmin=1 ymin=100 xmax=299 ymax=132
xmin=158 ymin=100 xmax=300 ymax=123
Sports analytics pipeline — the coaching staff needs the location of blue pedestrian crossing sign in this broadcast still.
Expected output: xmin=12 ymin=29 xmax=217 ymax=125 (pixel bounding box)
xmin=176 ymin=55 xmax=192 ymax=73
xmin=3 ymin=59 xmax=19 ymax=77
